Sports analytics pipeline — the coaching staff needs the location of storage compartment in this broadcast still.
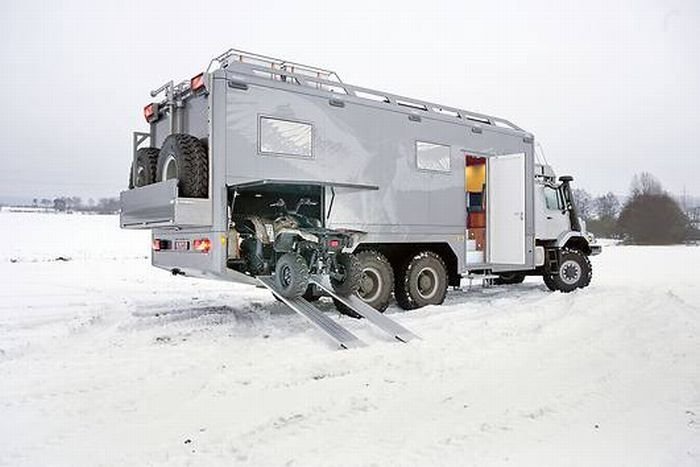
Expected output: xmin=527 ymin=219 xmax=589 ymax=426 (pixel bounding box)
xmin=120 ymin=179 xmax=212 ymax=229
xmin=230 ymin=183 xmax=323 ymax=223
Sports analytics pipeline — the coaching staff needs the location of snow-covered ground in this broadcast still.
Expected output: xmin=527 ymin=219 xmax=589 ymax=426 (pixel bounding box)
xmin=1 ymin=212 xmax=698 ymax=466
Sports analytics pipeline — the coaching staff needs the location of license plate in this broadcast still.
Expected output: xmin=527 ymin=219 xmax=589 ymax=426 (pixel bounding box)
xmin=174 ymin=240 xmax=190 ymax=251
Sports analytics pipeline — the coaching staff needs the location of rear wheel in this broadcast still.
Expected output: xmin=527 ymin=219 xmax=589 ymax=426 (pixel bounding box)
xmin=156 ymin=134 xmax=208 ymax=198
xmin=130 ymin=147 xmax=159 ymax=188
xmin=330 ymin=253 xmax=362 ymax=296
xmin=542 ymin=248 xmax=592 ymax=292
xmin=333 ymin=250 xmax=394 ymax=318
xmin=274 ymin=253 xmax=309 ymax=299
xmin=395 ymin=251 xmax=448 ymax=310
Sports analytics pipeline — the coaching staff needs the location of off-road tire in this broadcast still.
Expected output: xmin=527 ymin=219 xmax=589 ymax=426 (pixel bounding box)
xmin=542 ymin=273 xmax=558 ymax=291
xmin=495 ymin=272 xmax=526 ymax=285
xmin=542 ymin=248 xmax=592 ymax=293
xmin=395 ymin=251 xmax=448 ymax=310
xmin=130 ymin=147 xmax=159 ymax=188
xmin=156 ymin=134 xmax=208 ymax=198
xmin=274 ymin=253 xmax=310 ymax=299
xmin=355 ymin=250 xmax=394 ymax=312
xmin=330 ymin=253 xmax=362 ymax=296
xmin=333 ymin=250 xmax=395 ymax=318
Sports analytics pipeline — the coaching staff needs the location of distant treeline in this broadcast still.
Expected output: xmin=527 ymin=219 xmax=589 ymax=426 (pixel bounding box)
xmin=22 ymin=196 xmax=120 ymax=214
xmin=575 ymin=172 xmax=700 ymax=244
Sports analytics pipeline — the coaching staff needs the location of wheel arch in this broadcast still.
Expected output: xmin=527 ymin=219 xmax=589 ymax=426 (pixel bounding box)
xmin=556 ymin=231 xmax=591 ymax=255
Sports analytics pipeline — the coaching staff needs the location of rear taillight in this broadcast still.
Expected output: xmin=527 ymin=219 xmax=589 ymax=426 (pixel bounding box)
xmin=153 ymin=239 xmax=161 ymax=251
xmin=190 ymin=73 xmax=206 ymax=94
xmin=193 ymin=238 xmax=211 ymax=253
xmin=143 ymin=103 xmax=158 ymax=123
xmin=328 ymin=238 xmax=341 ymax=249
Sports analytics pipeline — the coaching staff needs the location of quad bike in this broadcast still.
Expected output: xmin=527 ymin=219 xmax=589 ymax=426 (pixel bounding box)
xmin=233 ymin=198 xmax=361 ymax=299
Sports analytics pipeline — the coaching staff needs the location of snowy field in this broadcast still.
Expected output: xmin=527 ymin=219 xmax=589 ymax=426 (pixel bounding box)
xmin=1 ymin=212 xmax=699 ymax=466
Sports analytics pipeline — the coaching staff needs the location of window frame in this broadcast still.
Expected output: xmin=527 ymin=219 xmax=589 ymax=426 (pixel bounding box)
xmin=415 ymin=140 xmax=452 ymax=173
xmin=258 ymin=115 xmax=315 ymax=159
xmin=543 ymin=185 xmax=564 ymax=211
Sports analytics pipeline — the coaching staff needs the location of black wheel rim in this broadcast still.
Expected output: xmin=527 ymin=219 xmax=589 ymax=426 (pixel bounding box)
xmin=280 ymin=264 xmax=292 ymax=288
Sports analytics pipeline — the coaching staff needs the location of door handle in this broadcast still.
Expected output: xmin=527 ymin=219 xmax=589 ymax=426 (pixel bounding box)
xmin=546 ymin=216 xmax=553 ymax=220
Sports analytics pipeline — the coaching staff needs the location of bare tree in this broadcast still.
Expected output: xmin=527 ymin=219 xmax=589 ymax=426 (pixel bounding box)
xmin=573 ymin=188 xmax=593 ymax=220
xmin=630 ymin=172 xmax=663 ymax=197
xmin=594 ymin=192 xmax=620 ymax=220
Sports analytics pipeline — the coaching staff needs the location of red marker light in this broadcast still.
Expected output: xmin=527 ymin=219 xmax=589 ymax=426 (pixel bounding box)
xmin=193 ymin=238 xmax=211 ymax=253
xmin=143 ymin=103 xmax=158 ymax=123
xmin=190 ymin=73 xmax=206 ymax=93
xmin=329 ymin=239 xmax=341 ymax=249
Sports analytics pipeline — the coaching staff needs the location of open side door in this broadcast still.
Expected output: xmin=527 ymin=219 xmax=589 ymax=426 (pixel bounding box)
xmin=488 ymin=153 xmax=526 ymax=265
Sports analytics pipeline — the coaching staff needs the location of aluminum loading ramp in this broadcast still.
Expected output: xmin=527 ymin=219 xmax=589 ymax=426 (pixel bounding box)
xmin=258 ymin=277 xmax=365 ymax=349
xmin=257 ymin=276 xmax=419 ymax=349
xmin=310 ymin=276 xmax=420 ymax=343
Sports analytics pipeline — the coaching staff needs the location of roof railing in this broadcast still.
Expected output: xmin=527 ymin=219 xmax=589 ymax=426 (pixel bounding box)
xmin=219 ymin=58 xmax=523 ymax=132
xmin=207 ymin=48 xmax=343 ymax=84
xmin=145 ymin=48 xmax=524 ymax=133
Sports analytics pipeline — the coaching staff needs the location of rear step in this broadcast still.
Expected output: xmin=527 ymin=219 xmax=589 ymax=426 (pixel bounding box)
xmin=310 ymin=276 xmax=420 ymax=343
xmin=257 ymin=276 xmax=366 ymax=350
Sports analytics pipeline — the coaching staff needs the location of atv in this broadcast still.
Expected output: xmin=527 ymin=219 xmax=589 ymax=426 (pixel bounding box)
xmin=233 ymin=198 xmax=361 ymax=299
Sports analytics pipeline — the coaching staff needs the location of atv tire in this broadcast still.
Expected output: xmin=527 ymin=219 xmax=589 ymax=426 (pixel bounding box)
xmin=330 ymin=253 xmax=362 ymax=296
xmin=130 ymin=147 xmax=160 ymax=188
xmin=274 ymin=253 xmax=310 ymax=299
xmin=156 ymin=134 xmax=208 ymax=198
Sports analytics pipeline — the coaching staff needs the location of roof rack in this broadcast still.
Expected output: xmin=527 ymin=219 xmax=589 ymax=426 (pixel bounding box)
xmin=207 ymin=48 xmax=343 ymax=84
xmin=205 ymin=48 xmax=524 ymax=133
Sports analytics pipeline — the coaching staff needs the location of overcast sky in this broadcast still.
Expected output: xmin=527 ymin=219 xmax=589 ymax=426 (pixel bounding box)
xmin=1 ymin=0 xmax=698 ymax=201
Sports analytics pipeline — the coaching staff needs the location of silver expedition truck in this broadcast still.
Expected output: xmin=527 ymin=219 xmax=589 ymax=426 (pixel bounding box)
xmin=121 ymin=49 xmax=600 ymax=345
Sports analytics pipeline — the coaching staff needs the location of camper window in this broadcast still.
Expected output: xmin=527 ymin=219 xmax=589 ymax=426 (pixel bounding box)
xmin=259 ymin=117 xmax=313 ymax=158
xmin=416 ymin=141 xmax=451 ymax=172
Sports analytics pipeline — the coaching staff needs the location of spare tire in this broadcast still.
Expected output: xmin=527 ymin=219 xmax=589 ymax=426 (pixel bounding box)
xmin=156 ymin=134 xmax=208 ymax=198
xmin=130 ymin=147 xmax=160 ymax=188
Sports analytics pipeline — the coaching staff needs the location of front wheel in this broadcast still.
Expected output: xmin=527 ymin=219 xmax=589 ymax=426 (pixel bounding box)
xmin=542 ymin=248 xmax=592 ymax=292
xmin=274 ymin=253 xmax=310 ymax=299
